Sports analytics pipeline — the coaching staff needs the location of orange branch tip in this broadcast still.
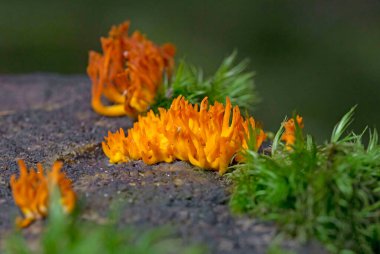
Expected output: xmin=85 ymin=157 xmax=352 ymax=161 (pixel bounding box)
xmin=281 ymin=115 xmax=304 ymax=150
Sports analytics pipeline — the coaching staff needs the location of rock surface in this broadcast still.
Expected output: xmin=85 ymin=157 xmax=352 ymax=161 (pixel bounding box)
xmin=0 ymin=74 xmax=325 ymax=254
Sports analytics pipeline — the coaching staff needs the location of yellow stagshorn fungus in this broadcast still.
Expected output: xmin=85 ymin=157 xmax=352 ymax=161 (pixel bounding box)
xmin=87 ymin=21 xmax=176 ymax=117
xmin=103 ymin=96 xmax=266 ymax=174
xmin=281 ymin=115 xmax=304 ymax=149
xmin=10 ymin=160 xmax=76 ymax=228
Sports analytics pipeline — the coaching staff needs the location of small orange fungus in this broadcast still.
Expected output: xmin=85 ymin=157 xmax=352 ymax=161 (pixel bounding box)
xmin=281 ymin=115 xmax=304 ymax=149
xmin=87 ymin=21 xmax=176 ymax=117
xmin=10 ymin=160 xmax=76 ymax=228
xmin=102 ymin=96 xmax=266 ymax=174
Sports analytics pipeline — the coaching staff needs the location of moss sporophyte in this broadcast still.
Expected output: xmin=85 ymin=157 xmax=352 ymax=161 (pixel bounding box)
xmin=10 ymin=160 xmax=76 ymax=228
xmin=87 ymin=21 xmax=176 ymax=117
xmin=102 ymin=96 xmax=266 ymax=175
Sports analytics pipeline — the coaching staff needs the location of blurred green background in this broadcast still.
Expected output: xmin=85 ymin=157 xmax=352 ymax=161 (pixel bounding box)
xmin=1 ymin=0 xmax=379 ymax=140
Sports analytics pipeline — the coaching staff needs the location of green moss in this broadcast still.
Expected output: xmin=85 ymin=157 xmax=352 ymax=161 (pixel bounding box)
xmin=229 ymin=109 xmax=380 ymax=253
xmin=152 ymin=51 xmax=259 ymax=113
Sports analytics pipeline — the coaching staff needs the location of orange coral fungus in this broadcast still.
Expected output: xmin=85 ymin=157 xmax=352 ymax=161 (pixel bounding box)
xmin=281 ymin=115 xmax=304 ymax=149
xmin=87 ymin=21 xmax=176 ymax=117
xmin=10 ymin=160 xmax=76 ymax=228
xmin=102 ymin=96 xmax=266 ymax=174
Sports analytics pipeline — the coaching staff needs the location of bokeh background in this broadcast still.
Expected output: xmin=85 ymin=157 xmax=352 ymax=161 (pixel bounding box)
xmin=1 ymin=0 xmax=379 ymax=141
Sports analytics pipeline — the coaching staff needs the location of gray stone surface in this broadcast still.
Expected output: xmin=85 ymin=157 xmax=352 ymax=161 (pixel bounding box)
xmin=0 ymin=74 xmax=325 ymax=254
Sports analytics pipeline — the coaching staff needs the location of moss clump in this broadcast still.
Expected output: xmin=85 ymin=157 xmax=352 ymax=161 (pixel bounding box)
xmin=229 ymin=108 xmax=380 ymax=254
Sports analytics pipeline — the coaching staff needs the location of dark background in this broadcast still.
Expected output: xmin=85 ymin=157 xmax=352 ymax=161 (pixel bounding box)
xmin=1 ymin=0 xmax=379 ymax=141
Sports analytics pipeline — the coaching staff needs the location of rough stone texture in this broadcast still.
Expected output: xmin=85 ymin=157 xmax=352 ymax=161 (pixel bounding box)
xmin=0 ymin=74 xmax=325 ymax=254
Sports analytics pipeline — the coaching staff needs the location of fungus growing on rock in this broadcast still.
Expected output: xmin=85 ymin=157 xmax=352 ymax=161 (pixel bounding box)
xmin=10 ymin=160 xmax=76 ymax=228
xmin=87 ymin=21 xmax=176 ymax=117
xmin=103 ymin=96 xmax=266 ymax=174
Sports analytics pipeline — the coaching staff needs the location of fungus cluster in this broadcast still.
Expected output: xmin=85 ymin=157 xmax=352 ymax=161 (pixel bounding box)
xmin=10 ymin=160 xmax=76 ymax=228
xmin=281 ymin=115 xmax=304 ymax=149
xmin=87 ymin=21 xmax=175 ymax=117
xmin=103 ymin=96 xmax=266 ymax=174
